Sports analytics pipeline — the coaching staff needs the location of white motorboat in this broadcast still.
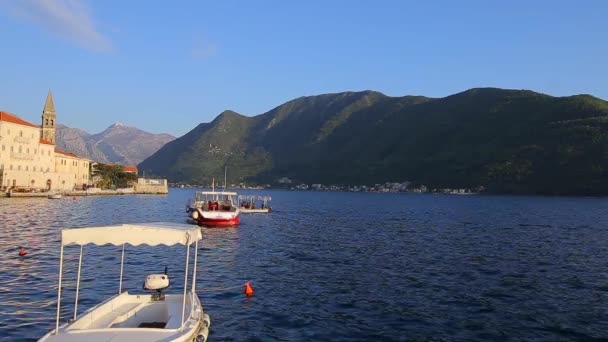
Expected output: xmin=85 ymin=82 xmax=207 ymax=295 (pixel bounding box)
xmin=187 ymin=191 xmax=240 ymax=227
xmin=238 ymin=195 xmax=272 ymax=213
xmin=38 ymin=222 xmax=210 ymax=342
xmin=48 ymin=193 xmax=62 ymax=199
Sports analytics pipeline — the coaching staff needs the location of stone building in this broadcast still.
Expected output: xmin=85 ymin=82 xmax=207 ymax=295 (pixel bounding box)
xmin=0 ymin=91 xmax=91 ymax=192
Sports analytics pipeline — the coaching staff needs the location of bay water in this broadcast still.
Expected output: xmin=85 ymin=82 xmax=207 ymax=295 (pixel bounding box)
xmin=1 ymin=189 xmax=608 ymax=341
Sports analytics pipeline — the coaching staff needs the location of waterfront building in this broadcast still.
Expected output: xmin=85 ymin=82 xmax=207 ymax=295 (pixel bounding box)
xmin=0 ymin=91 xmax=91 ymax=192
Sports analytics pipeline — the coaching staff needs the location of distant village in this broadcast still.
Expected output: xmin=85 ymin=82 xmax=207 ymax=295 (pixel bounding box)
xmin=171 ymin=177 xmax=480 ymax=195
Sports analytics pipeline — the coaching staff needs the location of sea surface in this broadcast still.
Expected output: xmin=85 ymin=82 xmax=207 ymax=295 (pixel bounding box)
xmin=1 ymin=189 xmax=608 ymax=341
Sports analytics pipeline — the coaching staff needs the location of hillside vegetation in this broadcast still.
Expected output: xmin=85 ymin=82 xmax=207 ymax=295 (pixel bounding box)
xmin=139 ymin=88 xmax=608 ymax=195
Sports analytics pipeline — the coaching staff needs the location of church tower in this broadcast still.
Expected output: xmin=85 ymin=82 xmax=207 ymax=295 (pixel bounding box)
xmin=41 ymin=89 xmax=56 ymax=144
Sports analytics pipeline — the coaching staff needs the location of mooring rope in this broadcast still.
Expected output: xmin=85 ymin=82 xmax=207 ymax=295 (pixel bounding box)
xmin=196 ymin=282 xmax=246 ymax=292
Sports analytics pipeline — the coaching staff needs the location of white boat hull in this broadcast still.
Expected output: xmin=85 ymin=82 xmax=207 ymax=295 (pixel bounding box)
xmin=39 ymin=292 xmax=209 ymax=342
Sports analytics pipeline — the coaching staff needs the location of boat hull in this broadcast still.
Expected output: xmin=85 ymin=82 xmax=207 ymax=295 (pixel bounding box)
xmin=197 ymin=215 xmax=240 ymax=227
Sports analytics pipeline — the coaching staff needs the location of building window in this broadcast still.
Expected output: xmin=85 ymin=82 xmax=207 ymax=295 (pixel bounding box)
xmin=45 ymin=119 xmax=48 ymax=125
xmin=48 ymin=151 xmax=50 ymax=156
xmin=34 ymin=166 xmax=36 ymax=172
xmin=19 ymin=131 xmax=23 ymax=137
xmin=10 ymin=146 xmax=13 ymax=152
xmin=9 ymin=165 xmax=13 ymax=170
xmin=1 ymin=145 xmax=4 ymax=151
xmin=34 ymin=149 xmax=37 ymax=154
xmin=7 ymin=129 xmax=9 ymax=135
xmin=46 ymin=167 xmax=50 ymax=172
xmin=18 ymin=146 xmax=22 ymax=153
xmin=18 ymin=165 xmax=21 ymax=171
xmin=26 ymin=148 xmax=29 ymax=154
xmin=51 ymin=119 xmax=54 ymax=126
xmin=25 ymin=166 xmax=28 ymax=171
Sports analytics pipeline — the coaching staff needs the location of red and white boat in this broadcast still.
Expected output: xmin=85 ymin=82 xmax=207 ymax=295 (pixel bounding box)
xmin=187 ymin=191 xmax=240 ymax=227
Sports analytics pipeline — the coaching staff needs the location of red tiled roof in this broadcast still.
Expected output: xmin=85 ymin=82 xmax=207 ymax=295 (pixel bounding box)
xmin=123 ymin=166 xmax=138 ymax=172
xmin=55 ymin=149 xmax=79 ymax=158
xmin=0 ymin=111 xmax=39 ymax=128
xmin=40 ymin=138 xmax=54 ymax=145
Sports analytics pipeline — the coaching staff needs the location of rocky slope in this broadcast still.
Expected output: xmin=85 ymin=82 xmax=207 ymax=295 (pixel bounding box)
xmin=56 ymin=123 xmax=175 ymax=165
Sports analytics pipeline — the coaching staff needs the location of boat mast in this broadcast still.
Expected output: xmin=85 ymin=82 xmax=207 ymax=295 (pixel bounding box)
xmin=224 ymin=165 xmax=227 ymax=191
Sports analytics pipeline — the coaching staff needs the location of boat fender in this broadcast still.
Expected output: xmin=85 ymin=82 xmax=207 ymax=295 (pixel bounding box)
xmin=196 ymin=326 xmax=209 ymax=342
xmin=192 ymin=211 xmax=199 ymax=220
xmin=203 ymin=313 xmax=211 ymax=328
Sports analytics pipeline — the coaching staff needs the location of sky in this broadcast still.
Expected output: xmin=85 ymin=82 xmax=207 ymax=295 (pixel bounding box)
xmin=0 ymin=0 xmax=606 ymax=137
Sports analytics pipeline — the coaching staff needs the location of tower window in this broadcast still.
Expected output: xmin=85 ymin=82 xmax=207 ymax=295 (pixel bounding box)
xmin=45 ymin=119 xmax=48 ymax=125
xmin=51 ymin=119 xmax=54 ymax=126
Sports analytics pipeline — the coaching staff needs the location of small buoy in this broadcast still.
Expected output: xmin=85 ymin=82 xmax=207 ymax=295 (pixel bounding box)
xmin=19 ymin=248 xmax=27 ymax=256
xmin=73 ymin=196 xmax=77 ymax=200
xmin=244 ymin=281 xmax=254 ymax=297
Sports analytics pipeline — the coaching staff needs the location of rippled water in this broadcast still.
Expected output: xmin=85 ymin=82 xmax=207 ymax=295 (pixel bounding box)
xmin=2 ymin=190 xmax=608 ymax=341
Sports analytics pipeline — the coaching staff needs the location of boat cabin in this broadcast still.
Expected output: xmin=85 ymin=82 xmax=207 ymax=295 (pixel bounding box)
xmin=193 ymin=191 xmax=238 ymax=212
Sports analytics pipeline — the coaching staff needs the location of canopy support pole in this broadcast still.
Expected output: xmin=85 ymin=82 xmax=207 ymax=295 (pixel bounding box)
xmin=181 ymin=242 xmax=191 ymax=330
xmin=55 ymin=244 xmax=64 ymax=335
xmin=118 ymin=244 xmax=125 ymax=294
xmin=192 ymin=240 xmax=198 ymax=293
xmin=74 ymin=245 xmax=84 ymax=320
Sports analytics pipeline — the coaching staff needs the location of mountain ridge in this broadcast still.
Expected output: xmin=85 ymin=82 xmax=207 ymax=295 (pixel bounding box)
xmin=57 ymin=123 xmax=175 ymax=165
xmin=139 ymin=87 xmax=608 ymax=195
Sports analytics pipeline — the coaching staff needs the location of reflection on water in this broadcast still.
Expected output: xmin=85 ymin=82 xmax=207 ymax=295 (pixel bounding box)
xmin=2 ymin=191 xmax=608 ymax=341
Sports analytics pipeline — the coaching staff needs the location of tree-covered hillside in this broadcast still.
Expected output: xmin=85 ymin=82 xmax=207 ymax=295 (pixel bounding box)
xmin=139 ymin=88 xmax=608 ymax=195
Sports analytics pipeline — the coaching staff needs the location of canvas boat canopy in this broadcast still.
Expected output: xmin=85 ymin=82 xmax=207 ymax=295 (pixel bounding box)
xmin=199 ymin=191 xmax=238 ymax=196
xmin=61 ymin=222 xmax=202 ymax=247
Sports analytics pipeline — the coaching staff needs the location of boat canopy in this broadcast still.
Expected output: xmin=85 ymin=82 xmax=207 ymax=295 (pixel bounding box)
xmin=198 ymin=191 xmax=238 ymax=196
xmin=61 ymin=222 xmax=202 ymax=247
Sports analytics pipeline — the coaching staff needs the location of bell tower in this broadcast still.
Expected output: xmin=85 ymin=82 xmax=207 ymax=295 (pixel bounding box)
xmin=41 ymin=89 xmax=56 ymax=144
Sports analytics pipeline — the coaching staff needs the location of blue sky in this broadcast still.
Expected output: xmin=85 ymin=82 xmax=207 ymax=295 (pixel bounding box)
xmin=0 ymin=0 xmax=606 ymax=137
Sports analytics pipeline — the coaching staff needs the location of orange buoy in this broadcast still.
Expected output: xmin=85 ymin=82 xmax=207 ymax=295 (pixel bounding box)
xmin=244 ymin=281 xmax=254 ymax=297
xmin=19 ymin=248 xmax=27 ymax=256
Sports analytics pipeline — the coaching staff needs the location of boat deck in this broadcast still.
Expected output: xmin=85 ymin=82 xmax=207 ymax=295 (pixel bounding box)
xmin=40 ymin=293 xmax=201 ymax=342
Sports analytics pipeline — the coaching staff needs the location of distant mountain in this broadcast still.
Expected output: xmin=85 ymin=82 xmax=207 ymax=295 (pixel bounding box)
xmin=56 ymin=123 xmax=175 ymax=165
xmin=139 ymin=88 xmax=608 ymax=195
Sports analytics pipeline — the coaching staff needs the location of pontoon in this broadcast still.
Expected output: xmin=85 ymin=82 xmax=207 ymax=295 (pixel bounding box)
xmin=38 ymin=222 xmax=210 ymax=342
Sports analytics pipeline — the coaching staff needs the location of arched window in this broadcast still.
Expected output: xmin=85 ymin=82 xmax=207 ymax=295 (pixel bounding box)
xmin=51 ymin=119 xmax=54 ymax=126
xmin=45 ymin=119 xmax=48 ymax=125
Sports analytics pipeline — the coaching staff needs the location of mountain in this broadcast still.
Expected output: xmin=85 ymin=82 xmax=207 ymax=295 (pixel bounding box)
xmin=139 ymin=88 xmax=608 ymax=195
xmin=57 ymin=123 xmax=175 ymax=165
